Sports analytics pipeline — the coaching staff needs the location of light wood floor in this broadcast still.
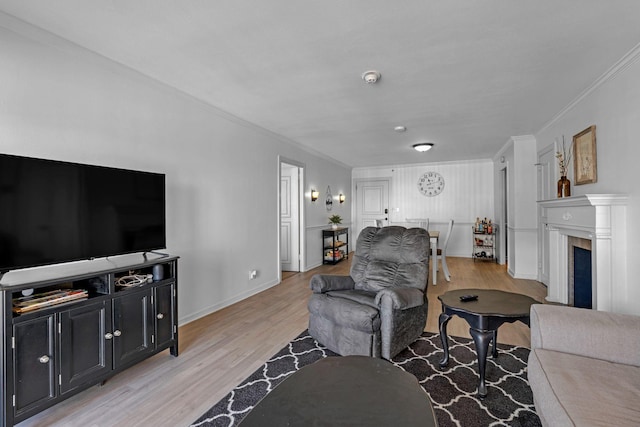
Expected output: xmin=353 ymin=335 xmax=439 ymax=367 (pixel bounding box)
xmin=19 ymin=256 xmax=546 ymax=427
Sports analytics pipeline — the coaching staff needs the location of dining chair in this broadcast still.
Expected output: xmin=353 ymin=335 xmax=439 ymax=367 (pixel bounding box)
xmin=406 ymin=218 xmax=429 ymax=231
xmin=437 ymin=219 xmax=454 ymax=281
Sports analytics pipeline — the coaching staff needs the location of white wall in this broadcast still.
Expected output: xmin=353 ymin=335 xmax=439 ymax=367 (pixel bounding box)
xmin=352 ymin=160 xmax=494 ymax=257
xmin=535 ymin=47 xmax=640 ymax=314
xmin=0 ymin=15 xmax=351 ymax=325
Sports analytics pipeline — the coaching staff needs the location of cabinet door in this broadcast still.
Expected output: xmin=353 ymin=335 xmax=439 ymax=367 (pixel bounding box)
xmin=13 ymin=315 xmax=56 ymax=417
xmin=59 ymin=301 xmax=112 ymax=394
xmin=154 ymin=282 xmax=176 ymax=350
xmin=112 ymin=289 xmax=153 ymax=369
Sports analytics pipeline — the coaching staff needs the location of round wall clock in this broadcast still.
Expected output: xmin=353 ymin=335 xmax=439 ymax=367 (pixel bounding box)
xmin=417 ymin=172 xmax=445 ymax=197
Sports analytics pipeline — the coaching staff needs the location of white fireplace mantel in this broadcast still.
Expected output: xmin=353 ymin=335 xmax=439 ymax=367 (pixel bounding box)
xmin=538 ymin=194 xmax=628 ymax=312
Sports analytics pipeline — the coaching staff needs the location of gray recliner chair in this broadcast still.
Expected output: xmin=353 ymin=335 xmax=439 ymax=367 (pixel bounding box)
xmin=308 ymin=226 xmax=430 ymax=360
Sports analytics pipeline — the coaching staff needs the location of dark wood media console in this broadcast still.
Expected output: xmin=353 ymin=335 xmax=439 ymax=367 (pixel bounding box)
xmin=0 ymin=254 xmax=179 ymax=427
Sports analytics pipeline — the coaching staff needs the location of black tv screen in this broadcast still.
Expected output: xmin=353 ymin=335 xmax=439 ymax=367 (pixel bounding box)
xmin=0 ymin=154 xmax=166 ymax=272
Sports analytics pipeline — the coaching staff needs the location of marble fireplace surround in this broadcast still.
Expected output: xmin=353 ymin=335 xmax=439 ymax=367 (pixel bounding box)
xmin=539 ymin=194 xmax=628 ymax=311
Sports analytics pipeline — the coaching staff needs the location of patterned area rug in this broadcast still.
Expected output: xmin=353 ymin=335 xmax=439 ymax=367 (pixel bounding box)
xmin=191 ymin=331 xmax=541 ymax=427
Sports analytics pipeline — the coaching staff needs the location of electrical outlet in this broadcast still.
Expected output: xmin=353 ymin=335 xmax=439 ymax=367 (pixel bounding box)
xmin=249 ymin=270 xmax=257 ymax=279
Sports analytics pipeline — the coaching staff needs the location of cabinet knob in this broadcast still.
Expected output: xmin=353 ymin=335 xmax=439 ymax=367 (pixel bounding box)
xmin=113 ymin=330 xmax=122 ymax=337
xmin=105 ymin=332 xmax=113 ymax=340
xmin=38 ymin=355 xmax=50 ymax=364
xmin=157 ymin=313 xmax=164 ymax=320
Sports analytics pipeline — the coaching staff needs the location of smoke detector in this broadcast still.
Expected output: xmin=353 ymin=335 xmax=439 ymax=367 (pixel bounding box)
xmin=362 ymin=70 xmax=381 ymax=84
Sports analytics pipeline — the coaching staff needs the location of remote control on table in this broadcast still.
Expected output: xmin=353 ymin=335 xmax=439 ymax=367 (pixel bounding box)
xmin=459 ymin=294 xmax=478 ymax=302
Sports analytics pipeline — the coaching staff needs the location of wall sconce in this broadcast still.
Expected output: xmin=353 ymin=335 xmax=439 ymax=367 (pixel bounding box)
xmin=311 ymin=189 xmax=319 ymax=202
xmin=339 ymin=194 xmax=345 ymax=204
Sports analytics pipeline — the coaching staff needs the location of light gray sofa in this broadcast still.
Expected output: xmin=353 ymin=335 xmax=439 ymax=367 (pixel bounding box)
xmin=308 ymin=226 xmax=429 ymax=360
xmin=528 ymin=304 xmax=640 ymax=426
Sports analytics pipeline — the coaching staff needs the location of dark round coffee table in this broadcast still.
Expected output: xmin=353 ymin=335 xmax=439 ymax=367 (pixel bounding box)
xmin=238 ymin=355 xmax=438 ymax=426
xmin=438 ymin=289 xmax=538 ymax=398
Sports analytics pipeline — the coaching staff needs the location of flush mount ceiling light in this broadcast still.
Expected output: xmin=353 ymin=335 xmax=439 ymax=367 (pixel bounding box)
xmin=412 ymin=143 xmax=434 ymax=152
xmin=394 ymin=126 xmax=407 ymax=132
xmin=362 ymin=70 xmax=381 ymax=84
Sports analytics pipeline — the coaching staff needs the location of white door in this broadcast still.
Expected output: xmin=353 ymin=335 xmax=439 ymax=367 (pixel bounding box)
xmin=280 ymin=164 xmax=300 ymax=272
xmin=355 ymin=179 xmax=390 ymax=243
xmin=537 ymin=144 xmax=555 ymax=285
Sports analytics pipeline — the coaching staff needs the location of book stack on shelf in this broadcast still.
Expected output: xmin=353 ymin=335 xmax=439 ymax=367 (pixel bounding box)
xmin=324 ymin=249 xmax=345 ymax=261
xmin=13 ymin=289 xmax=89 ymax=314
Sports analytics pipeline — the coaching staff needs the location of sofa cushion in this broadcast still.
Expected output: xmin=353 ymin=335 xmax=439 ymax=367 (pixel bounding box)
xmin=327 ymin=289 xmax=378 ymax=309
xmin=308 ymin=293 xmax=381 ymax=333
xmin=530 ymin=304 xmax=640 ymax=367
xmin=529 ymin=348 xmax=640 ymax=426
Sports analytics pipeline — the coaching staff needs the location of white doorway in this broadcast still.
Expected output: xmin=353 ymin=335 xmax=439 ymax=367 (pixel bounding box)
xmin=354 ymin=178 xmax=390 ymax=244
xmin=279 ymin=158 xmax=304 ymax=277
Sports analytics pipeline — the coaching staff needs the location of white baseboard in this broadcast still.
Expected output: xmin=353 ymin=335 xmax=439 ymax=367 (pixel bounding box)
xmin=304 ymin=261 xmax=323 ymax=271
xmin=512 ymin=273 xmax=539 ymax=280
xmin=178 ymin=278 xmax=279 ymax=326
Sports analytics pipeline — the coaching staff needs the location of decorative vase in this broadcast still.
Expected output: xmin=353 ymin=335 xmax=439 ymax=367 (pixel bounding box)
xmin=331 ymin=223 xmax=338 ymax=230
xmin=557 ymin=176 xmax=571 ymax=198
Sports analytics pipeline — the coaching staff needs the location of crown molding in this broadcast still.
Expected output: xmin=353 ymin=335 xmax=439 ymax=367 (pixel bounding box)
xmin=493 ymin=134 xmax=536 ymax=161
xmin=0 ymin=11 xmax=351 ymax=171
xmin=538 ymin=42 xmax=640 ymax=134
xmin=352 ymin=158 xmax=492 ymax=173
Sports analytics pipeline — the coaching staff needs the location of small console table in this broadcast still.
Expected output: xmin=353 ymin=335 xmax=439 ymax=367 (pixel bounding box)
xmin=0 ymin=254 xmax=179 ymax=427
xmin=322 ymin=227 xmax=349 ymax=264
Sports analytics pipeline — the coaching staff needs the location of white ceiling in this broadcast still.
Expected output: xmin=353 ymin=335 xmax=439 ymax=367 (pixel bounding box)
xmin=2 ymin=1 xmax=640 ymax=168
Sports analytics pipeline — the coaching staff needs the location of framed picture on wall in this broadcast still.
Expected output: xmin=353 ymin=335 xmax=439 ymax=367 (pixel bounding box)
xmin=573 ymin=125 xmax=597 ymax=185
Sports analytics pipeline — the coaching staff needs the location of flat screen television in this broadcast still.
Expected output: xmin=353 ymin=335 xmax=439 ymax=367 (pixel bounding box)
xmin=0 ymin=154 xmax=166 ymax=272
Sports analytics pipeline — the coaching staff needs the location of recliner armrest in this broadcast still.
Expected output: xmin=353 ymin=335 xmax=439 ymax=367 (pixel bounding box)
xmin=375 ymin=287 xmax=425 ymax=310
xmin=530 ymin=304 xmax=640 ymax=367
xmin=310 ymin=274 xmax=355 ymax=293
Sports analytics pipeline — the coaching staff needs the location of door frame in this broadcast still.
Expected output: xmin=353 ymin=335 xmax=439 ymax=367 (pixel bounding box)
xmin=536 ymin=143 xmax=555 ymax=285
xmin=277 ymin=156 xmax=305 ymax=281
xmin=353 ymin=177 xmax=391 ymax=246
xmin=498 ymin=165 xmax=508 ymax=266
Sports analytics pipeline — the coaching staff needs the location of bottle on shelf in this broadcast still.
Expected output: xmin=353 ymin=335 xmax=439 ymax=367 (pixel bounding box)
xmin=487 ymin=220 xmax=493 ymax=234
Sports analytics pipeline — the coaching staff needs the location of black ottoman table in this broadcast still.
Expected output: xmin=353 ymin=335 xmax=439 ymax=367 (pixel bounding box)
xmin=239 ymin=355 xmax=438 ymax=426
